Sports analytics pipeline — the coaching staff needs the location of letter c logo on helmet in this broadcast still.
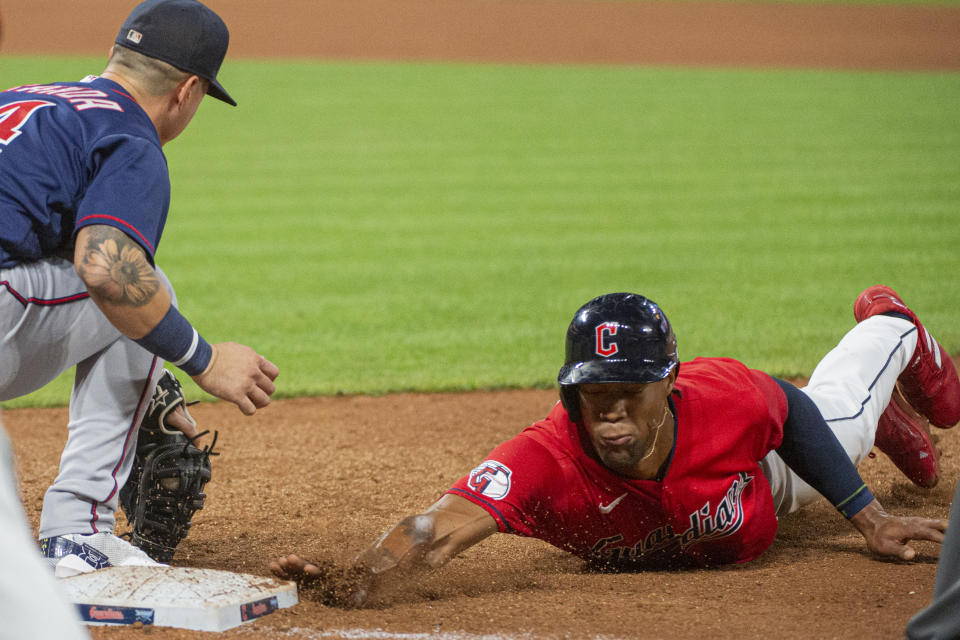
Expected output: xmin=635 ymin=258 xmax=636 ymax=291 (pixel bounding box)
xmin=595 ymin=322 xmax=619 ymax=357
xmin=558 ymin=292 xmax=680 ymax=423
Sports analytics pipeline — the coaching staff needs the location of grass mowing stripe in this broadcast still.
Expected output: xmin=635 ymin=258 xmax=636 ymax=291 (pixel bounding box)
xmin=1 ymin=58 xmax=958 ymax=407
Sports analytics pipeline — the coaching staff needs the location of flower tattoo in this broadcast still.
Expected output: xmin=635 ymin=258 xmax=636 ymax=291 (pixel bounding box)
xmin=78 ymin=228 xmax=159 ymax=307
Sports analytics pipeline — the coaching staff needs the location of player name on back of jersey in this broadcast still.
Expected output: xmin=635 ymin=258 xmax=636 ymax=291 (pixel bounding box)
xmin=6 ymin=84 xmax=123 ymax=112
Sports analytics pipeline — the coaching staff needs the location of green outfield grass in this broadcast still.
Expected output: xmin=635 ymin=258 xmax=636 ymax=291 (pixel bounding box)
xmin=1 ymin=56 xmax=958 ymax=407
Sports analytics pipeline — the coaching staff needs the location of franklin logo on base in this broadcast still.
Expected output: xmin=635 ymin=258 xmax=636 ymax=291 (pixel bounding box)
xmin=60 ymin=566 xmax=298 ymax=632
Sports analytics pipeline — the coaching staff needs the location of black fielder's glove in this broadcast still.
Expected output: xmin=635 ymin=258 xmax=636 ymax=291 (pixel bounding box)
xmin=119 ymin=369 xmax=219 ymax=563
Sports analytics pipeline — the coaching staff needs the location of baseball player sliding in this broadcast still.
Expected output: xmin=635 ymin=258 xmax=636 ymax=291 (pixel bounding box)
xmin=273 ymin=286 xmax=958 ymax=607
xmin=0 ymin=0 xmax=277 ymax=575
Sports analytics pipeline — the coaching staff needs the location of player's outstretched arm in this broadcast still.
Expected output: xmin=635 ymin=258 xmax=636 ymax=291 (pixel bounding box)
xmin=270 ymin=494 xmax=498 ymax=607
xmin=74 ymin=224 xmax=278 ymax=415
xmin=849 ymin=499 xmax=947 ymax=561
xmin=355 ymin=493 xmax=498 ymax=575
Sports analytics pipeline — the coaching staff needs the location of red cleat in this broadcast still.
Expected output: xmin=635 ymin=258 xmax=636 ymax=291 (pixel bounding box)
xmin=854 ymin=285 xmax=960 ymax=428
xmin=873 ymin=393 xmax=939 ymax=488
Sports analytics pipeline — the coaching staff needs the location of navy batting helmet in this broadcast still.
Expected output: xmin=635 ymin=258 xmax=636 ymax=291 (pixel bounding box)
xmin=558 ymin=292 xmax=679 ymax=422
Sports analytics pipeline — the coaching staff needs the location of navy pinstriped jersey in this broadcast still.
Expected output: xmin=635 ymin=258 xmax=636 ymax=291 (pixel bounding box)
xmin=0 ymin=76 xmax=169 ymax=268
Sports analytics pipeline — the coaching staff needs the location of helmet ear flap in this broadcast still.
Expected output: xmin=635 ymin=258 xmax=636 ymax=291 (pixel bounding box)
xmin=559 ymin=385 xmax=582 ymax=424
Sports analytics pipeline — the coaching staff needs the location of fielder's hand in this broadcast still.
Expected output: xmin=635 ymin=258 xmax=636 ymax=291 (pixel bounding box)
xmin=850 ymin=499 xmax=947 ymax=560
xmin=192 ymin=342 xmax=278 ymax=415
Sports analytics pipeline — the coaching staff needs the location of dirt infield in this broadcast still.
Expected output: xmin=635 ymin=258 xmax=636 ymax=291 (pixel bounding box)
xmin=3 ymin=1 xmax=960 ymax=639
xmin=2 ymin=0 xmax=960 ymax=70
xmin=6 ymin=387 xmax=960 ymax=640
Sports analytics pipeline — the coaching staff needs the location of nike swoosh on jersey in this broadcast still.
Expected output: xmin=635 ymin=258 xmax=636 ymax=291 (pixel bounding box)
xmin=598 ymin=492 xmax=628 ymax=514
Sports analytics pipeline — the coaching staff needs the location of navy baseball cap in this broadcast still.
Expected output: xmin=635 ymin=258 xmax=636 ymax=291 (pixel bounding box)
xmin=115 ymin=0 xmax=236 ymax=106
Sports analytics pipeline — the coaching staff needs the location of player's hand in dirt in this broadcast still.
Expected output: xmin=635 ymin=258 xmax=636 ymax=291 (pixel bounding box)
xmin=850 ymin=499 xmax=947 ymax=560
xmin=269 ymin=554 xmax=320 ymax=584
xmin=192 ymin=342 xmax=278 ymax=415
xmin=270 ymin=554 xmax=373 ymax=608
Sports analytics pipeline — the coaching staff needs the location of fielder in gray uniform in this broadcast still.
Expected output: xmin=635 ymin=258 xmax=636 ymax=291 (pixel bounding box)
xmin=906 ymin=478 xmax=960 ymax=639
xmin=0 ymin=0 xmax=278 ymax=573
xmin=0 ymin=415 xmax=90 ymax=639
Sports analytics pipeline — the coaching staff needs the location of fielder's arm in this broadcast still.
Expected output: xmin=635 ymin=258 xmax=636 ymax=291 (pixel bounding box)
xmin=271 ymin=494 xmax=498 ymax=607
xmin=74 ymin=224 xmax=171 ymax=338
xmin=74 ymin=224 xmax=278 ymax=415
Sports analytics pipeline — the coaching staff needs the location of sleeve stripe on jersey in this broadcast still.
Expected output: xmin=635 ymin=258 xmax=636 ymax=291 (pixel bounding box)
xmin=834 ymin=483 xmax=874 ymax=518
xmin=447 ymin=488 xmax=514 ymax=534
xmin=170 ymin=329 xmax=200 ymax=367
xmin=77 ymin=214 xmax=155 ymax=254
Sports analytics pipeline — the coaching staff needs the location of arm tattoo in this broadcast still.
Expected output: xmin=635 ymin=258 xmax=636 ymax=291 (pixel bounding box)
xmin=76 ymin=226 xmax=160 ymax=307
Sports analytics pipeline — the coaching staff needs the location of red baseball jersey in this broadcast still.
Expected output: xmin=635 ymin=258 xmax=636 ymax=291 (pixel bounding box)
xmin=447 ymin=357 xmax=789 ymax=568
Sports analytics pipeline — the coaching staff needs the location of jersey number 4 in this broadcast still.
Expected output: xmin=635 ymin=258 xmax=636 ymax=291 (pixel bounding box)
xmin=0 ymin=100 xmax=55 ymax=146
